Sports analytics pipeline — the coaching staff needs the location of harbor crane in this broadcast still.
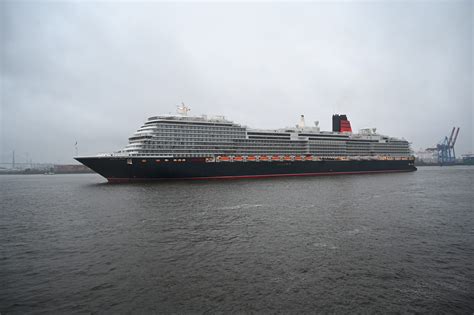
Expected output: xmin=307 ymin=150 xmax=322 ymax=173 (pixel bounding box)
xmin=427 ymin=127 xmax=460 ymax=165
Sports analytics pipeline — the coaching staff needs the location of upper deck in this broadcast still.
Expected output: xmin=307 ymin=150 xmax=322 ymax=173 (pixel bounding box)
xmin=117 ymin=104 xmax=412 ymax=158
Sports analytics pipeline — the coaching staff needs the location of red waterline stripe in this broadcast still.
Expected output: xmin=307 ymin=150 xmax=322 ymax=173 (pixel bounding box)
xmin=106 ymin=169 xmax=415 ymax=183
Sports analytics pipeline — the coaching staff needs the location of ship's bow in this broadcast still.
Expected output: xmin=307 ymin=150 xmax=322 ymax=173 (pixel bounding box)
xmin=74 ymin=156 xmax=131 ymax=181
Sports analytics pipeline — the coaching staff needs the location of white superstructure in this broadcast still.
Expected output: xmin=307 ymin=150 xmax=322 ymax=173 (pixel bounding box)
xmin=120 ymin=105 xmax=412 ymax=159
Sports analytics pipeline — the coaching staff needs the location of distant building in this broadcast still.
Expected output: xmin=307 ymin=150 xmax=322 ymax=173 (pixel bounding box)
xmin=53 ymin=164 xmax=93 ymax=174
xmin=462 ymin=154 xmax=474 ymax=165
xmin=415 ymin=149 xmax=437 ymax=163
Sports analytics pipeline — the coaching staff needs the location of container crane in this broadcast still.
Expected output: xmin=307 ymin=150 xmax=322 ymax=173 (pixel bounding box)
xmin=434 ymin=127 xmax=460 ymax=165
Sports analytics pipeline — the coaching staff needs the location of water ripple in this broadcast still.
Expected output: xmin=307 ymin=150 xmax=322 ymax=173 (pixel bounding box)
xmin=0 ymin=168 xmax=473 ymax=313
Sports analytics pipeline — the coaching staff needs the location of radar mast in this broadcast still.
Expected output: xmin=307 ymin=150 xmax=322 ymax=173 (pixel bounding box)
xmin=177 ymin=102 xmax=191 ymax=116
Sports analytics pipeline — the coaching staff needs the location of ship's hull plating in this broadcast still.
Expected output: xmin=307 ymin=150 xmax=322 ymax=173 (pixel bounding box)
xmin=75 ymin=157 xmax=417 ymax=183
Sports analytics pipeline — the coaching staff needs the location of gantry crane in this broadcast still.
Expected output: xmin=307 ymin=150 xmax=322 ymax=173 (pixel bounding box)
xmin=432 ymin=127 xmax=460 ymax=165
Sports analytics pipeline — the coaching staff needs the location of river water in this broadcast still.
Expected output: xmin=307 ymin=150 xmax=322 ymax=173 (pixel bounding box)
xmin=1 ymin=166 xmax=473 ymax=313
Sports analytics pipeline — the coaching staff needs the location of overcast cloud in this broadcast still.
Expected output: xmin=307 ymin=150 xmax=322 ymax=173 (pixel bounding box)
xmin=1 ymin=1 xmax=472 ymax=164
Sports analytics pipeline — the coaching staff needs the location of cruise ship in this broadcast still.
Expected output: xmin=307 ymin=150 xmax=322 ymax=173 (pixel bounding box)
xmin=75 ymin=104 xmax=416 ymax=182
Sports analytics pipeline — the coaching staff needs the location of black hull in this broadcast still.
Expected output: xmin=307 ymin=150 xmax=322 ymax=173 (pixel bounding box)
xmin=75 ymin=157 xmax=417 ymax=183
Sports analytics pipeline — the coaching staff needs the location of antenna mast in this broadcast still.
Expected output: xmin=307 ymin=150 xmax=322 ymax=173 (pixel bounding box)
xmin=177 ymin=102 xmax=191 ymax=116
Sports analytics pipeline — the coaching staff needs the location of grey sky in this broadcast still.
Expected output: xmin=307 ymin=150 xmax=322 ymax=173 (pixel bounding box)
xmin=1 ymin=1 xmax=472 ymax=164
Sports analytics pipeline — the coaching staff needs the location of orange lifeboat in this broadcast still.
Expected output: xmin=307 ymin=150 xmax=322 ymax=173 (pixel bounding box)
xmin=294 ymin=156 xmax=303 ymax=161
xmin=234 ymin=156 xmax=243 ymax=162
xmin=283 ymin=155 xmax=292 ymax=161
xmin=259 ymin=155 xmax=269 ymax=161
xmin=271 ymin=155 xmax=280 ymax=161
xmin=219 ymin=156 xmax=231 ymax=162
xmin=247 ymin=156 xmax=256 ymax=161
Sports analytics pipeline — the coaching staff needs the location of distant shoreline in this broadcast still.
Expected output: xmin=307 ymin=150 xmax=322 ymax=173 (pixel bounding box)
xmin=0 ymin=164 xmax=93 ymax=175
xmin=415 ymin=162 xmax=471 ymax=167
xmin=0 ymin=170 xmax=94 ymax=175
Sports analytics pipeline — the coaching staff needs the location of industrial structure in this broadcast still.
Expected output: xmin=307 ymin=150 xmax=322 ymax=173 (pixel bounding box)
xmin=427 ymin=127 xmax=460 ymax=165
